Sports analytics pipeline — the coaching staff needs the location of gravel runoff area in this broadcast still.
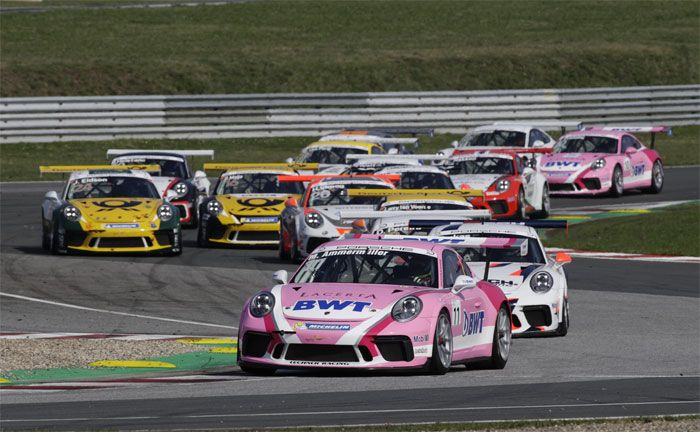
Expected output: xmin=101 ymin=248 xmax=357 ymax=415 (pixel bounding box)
xmin=0 ymin=339 xmax=206 ymax=372
xmin=491 ymin=418 xmax=699 ymax=432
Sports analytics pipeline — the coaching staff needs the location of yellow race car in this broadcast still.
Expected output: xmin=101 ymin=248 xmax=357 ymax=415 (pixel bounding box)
xmin=197 ymin=163 xmax=315 ymax=246
xmin=40 ymin=165 xmax=182 ymax=255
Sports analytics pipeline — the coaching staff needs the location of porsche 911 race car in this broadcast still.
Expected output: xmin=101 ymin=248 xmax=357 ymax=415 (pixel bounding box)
xmin=290 ymin=141 xmax=386 ymax=166
xmin=429 ymin=220 xmax=572 ymax=336
xmin=539 ymin=126 xmax=667 ymax=196
xmin=40 ymin=165 xmax=182 ymax=255
xmin=196 ymin=163 xmax=313 ymax=246
xmin=437 ymin=122 xmax=580 ymax=158
xmin=277 ymin=175 xmax=398 ymax=261
xmin=444 ymin=152 xmax=550 ymax=219
xmin=108 ymin=149 xmax=213 ymax=227
xmin=238 ymin=236 xmax=514 ymax=374
xmin=319 ymin=128 xmax=430 ymax=154
xmin=345 ymin=154 xmax=455 ymax=189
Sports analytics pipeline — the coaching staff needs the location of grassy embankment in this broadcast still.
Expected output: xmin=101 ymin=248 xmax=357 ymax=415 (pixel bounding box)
xmin=544 ymin=202 xmax=700 ymax=257
xmin=1 ymin=1 xmax=698 ymax=96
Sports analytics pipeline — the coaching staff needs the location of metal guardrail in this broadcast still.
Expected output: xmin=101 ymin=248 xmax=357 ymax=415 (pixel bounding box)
xmin=1 ymin=85 xmax=698 ymax=143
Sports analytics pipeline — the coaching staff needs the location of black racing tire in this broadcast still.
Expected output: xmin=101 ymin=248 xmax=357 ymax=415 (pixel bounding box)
xmin=514 ymin=188 xmax=526 ymax=220
xmin=487 ymin=304 xmax=512 ymax=369
xmin=196 ymin=216 xmax=211 ymax=248
xmin=51 ymin=223 xmax=68 ymax=255
xmin=428 ymin=311 xmax=452 ymax=375
xmin=556 ymin=300 xmax=570 ymax=337
xmin=278 ymin=224 xmax=290 ymax=260
xmin=41 ymin=214 xmax=50 ymax=251
xmin=643 ymin=160 xmax=664 ymax=194
xmin=166 ymin=230 xmax=183 ymax=256
xmin=610 ymin=165 xmax=624 ymax=197
xmin=290 ymin=230 xmax=302 ymax=263
xmin=530 ymin=185 xmax=550 ymax=219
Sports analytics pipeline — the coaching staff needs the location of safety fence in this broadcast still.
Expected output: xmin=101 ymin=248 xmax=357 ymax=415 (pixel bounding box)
xmin=1 ymin=84 xmax=698 ymax=143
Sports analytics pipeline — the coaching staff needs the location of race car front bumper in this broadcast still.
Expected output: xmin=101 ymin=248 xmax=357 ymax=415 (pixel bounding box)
xmin=469 ymin=192 xmax=519 ymax=219
xmin=508 ymin=297 xmax=562 ymax=335
xmin=203 ymin=214 xmax=280 ymax=245
xmin=544 ymin=168 xmax=612 ymax=196
xmin=63 ymin=227 xmax=178 ymax=254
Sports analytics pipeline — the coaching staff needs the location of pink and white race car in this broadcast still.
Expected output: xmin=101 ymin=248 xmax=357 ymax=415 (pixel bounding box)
xmin=539 ymin=126 xmax=667 ymax=196
xmin=238 ymin=236 xmax=515 ymax=375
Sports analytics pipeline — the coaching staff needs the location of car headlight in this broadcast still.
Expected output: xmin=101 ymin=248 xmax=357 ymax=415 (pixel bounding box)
xmin=173 ymin=182 xmax=189 ymax=197
xmin=592 ymin=158 xmax=606 ymax=170
xmin=157 ymin=204 xmax=173 ymax=221
xmin=63 ymin=205 xmax=81 ymax=222
xmin=304 ymin=212 xmax=323 ymax=228
xmin=530 ymin=271 xmax=553 ymax=293
xmin=207 ymin=200 xmax=222 ymax=215
xmin=249 ymin=292 xmax=275 ymax=317
xmin=392 ymin=296 xmax=423 ymax=322
xmin=495 ymin=179 xmax=511 ymax=193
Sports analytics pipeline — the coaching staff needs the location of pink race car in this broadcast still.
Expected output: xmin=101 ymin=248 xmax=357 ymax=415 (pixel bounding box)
xmin=238 ymin=236 xmax=515 ymax=375
xmin=539 ymin=126 xmax=667 ymax=196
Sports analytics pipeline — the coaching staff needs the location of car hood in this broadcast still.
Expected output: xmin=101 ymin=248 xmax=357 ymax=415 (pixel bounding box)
xmin=450 ymin=174 xmax=502 ymax=190
xmin=540 ymin=153 xmax=607 ymax=171
xmin=69 ymin=197 xmax=162 ymax=225
xmin=219 ymin=193 xmax=298 ymax=216
xmin=278 ymin=282 xmax=425 ymax=321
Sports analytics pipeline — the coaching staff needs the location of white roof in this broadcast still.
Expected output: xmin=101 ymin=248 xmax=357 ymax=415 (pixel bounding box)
xmin=113 ymin=154 xmax=184 ymax=163
xmin=449 ymin=153 xmax=514 ymax=161
xmin=469 ymin=124 xmax=534 ymax=134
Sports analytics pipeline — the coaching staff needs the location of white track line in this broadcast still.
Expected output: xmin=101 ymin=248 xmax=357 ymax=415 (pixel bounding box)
xmin=0 ymin=292 xmax=237 ymax=330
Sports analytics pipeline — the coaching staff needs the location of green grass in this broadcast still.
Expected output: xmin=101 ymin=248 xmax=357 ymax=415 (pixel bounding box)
xmin=3 ymin=127 xmax=696 ymax=182
xmin=1 ymin=0 xmax=698 ymax=96
xmin=544 ymin=202 xmax=700 ymax=256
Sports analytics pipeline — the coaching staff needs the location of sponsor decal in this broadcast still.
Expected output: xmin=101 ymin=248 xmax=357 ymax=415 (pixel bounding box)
xmin=105 ymin=223 xmax=139 ymax=229
xmin=288 ymin=360 xmax=350 ymax=366
xmin=413 ymin=346 xmax=429 ymax=355
xmin=544 ymin=161 xmax=580 ymax=168
xmin=488 ymin=279 xmax=517 ymax=287
xmin=305 ymin=323 xmax=351 ymax=331
xmin=92 ymin=200 xmax=142 ymax=212
xmin=316 ymin=248 xmax=388 ymax=257
xmin=632 ymin=164 xmax=645 ymax=176
xmin=462 ymin=310 xmax=485 ymax=336
xmin=292 ymin=300 xmax=372 ymax=312
xmin=79 ymin=177 xmax=108 ymax=183
xmin=413 ymin=334 xmax=429 ymax=343
xmin=236 ymin=198 xmax=285 ymax=212
xmin=241 ymin=216 xmax=279 ymax=223
xmin=299 ymin=292 xmax=376 ymax=299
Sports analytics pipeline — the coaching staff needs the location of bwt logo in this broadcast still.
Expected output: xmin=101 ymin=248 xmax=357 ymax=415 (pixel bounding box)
xmin=404 ymin=237 xmax=464 ymax=244
xmin=544 ymin=161 xmax=579 ymax=168
xmin=462 ymin=310 xmax=485 ymax=336
xmin=293 ymin=300 xmax=371 ymax=312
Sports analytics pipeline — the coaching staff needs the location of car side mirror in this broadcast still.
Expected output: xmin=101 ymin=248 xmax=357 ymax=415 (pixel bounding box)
xmin=553 ymin=252 xmax=572 ymax=267
xmin=285 ymin=157 xmax=294 ymax=164
xmin=532 ymin=140 xmax=545 ymax=148
xmin=44 ymin=191 xmax=59 ymax=201
xmin=451 ymin=275 xmax=476 ymax=293
xmin=451 ymin=140 xmax=459 ymax=148
xmin=165 ymin=190 xmax=178 ymax=201
xmin=285 ymin=197 xmax=298 ymax=208
xmin=272 ymin=270 xmax=288 ymax=285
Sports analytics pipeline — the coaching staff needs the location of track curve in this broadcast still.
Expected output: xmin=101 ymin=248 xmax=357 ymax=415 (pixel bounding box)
xmin=1 ymin=168 xmax=698 ymax=430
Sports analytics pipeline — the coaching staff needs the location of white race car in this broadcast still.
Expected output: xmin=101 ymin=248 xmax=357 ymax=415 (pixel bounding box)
xmin=429 ymin=220 xmax=572 ymax=337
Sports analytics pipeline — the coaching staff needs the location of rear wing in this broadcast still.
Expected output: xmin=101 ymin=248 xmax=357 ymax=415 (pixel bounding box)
xmin=492 ymin=121 xmax=582 ymax=133
xmin=346 ymin=154 xmax=448 ymax=162
xmin=584 ymin=126 xmax=672 ymax=148
xmin=320 ymin=135 xmax=420 ymax=147
xmin=338 ymin=209 xmax=492 ymax=220
xmin=346 ymin=188 xmax=484 ymax=198
xmin=107 ymin=149 xmax=215 ymax=159
xmin=39 ymin=164 xmax=161 ymax=177
xmin=452 ymin=147 xmax=553 ymax=155
xmin=346 ymin=233 xmax=527 ymax=255
xmin=325 ymin=128 xmax=434 ymax=137
xmin=203 ymin=163 xmax=319 ymax=172
xmin=278 ymin=174 xmax=401 ymax=183
xmin=408 ymin=219 xmax=568 ymax=230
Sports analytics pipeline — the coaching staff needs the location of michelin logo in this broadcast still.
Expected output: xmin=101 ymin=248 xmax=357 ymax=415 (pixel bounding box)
xmin=305 ymin=323 xmax=351 ymax=331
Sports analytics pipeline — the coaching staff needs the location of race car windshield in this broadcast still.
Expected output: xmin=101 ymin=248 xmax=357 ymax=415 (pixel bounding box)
xmin=299 ymin=147 xmax=368 ymax=164
xmin=447 ymin=157 xmax=514 ymax=175
xmin=292 ymin=249 xmax=439 ymax=288
xmin=456 ymin=234 xmax=545 ymax=264
xmin=308 ymin=184 xmax=391 ymax=207
xmin=460 ymin=130 xmax=526 ymax=147
xmin=398 ymin=172 xmax=453 ymax=189
xmin=216 ymin=173 xmax=304 ymax=195
xmin=114 ymin=158 xmax=187 ymax=178
xmin=67 ymin=177 xmax=160 ymax=199
xmin=554 ymin=136 xmax=618 ymax=154
xmin=350 ymin=162 xmax=407 ymax=174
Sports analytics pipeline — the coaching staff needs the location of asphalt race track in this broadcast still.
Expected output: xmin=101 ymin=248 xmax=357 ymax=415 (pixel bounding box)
xmin=1 ymin=166 xmax=698 ymax=430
